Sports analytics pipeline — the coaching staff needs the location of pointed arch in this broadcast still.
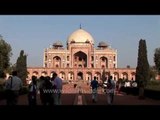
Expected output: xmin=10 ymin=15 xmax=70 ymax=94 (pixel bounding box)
xmin=95 ymin=72 xmax=101 ymax=81
xmin=68 ymin=71 xmax=74 ymax=81
xmin=113 ymin=72 xmax=119 ymax=81
xmin=41 ymin=71 xmax=47 ymax=77
xmin=74 ymin=51 xmax=87 ymax=68
xmin=53 ymin=56 xmax=61 ymax=68
xmin=122 ymin=72 xmax=128 ymax=80
xmin=100 ymin=56 xmax=108 ymax=68
xmin=86 ymin=72 xmax=92 ymax=81
xmin=131 ymin=72 xmax=136 ymax=80
xmin=59 ymin=71 xmax=65 ymax=80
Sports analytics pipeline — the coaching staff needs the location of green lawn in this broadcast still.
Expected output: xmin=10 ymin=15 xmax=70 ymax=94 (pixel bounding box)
xmin=145 ymin=80 xmax=160 ymax=91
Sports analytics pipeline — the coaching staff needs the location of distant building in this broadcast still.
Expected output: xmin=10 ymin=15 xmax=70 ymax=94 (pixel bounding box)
xmin=27 ymin=28 xmax=136 ymax=82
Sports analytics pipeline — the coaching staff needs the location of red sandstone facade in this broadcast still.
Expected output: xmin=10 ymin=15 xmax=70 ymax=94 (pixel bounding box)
xmin=27 ymin=28 xmax=136 ymax=82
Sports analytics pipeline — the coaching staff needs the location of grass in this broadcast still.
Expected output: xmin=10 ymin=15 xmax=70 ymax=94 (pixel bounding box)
xmin=145 ymin=80 xmax=160 ymax=91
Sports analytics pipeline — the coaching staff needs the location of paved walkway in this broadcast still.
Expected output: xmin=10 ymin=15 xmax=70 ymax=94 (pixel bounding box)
xmin=0 ymin=94 xmax=76 ymax=105
xmin=0 ymin=84 xmax=78 ymax=105
xmin=1 ymin=82 xmax=160 ymax=105
xmin=84 ymin=93 xmax=160 ymax=105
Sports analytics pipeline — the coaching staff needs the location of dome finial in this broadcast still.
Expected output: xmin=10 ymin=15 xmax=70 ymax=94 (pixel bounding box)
xmin=80 ymin=24 xmax=81 ymax=29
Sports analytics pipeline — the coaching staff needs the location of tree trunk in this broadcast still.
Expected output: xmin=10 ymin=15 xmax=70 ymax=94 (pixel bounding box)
xmin=139 ymin=87 xmax=145 ymax=99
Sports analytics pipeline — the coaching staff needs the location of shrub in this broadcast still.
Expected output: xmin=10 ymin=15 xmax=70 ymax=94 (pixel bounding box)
xmin=146 ymin=80 xmax=160 ymax=91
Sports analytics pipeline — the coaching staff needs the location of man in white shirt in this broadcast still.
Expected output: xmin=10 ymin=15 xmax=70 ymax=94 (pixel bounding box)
xmin=5 ymin=71 xmax=23 ymax=105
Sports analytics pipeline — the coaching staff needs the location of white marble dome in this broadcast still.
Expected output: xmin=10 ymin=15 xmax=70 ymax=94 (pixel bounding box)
xmin=67 ymin=29 xmax=94 ymax=44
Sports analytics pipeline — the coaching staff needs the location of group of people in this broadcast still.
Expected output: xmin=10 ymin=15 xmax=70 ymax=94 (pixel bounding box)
xmin=1 ymin=70 xmax=116 ymax=105
xmin=90 ymin=76 xmax=116 ymax=105
xmin=1 ymin=71 xmax=63 ymax=106
xmin=28 ymin=72 xmax=63 ymax=105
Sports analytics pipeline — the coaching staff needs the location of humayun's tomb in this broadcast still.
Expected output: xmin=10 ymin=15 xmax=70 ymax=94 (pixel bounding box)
xmin=27 ymin=27 xmax=136 ymax=82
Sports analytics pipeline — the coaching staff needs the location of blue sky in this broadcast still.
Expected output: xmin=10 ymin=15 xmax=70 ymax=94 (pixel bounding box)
xmin=0 ymin=15 xmax=160 ymax=68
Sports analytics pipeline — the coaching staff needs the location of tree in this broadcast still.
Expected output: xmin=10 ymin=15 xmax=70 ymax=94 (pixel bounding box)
xmin=149 ymin=66 xmax=156 ymax=80
xmin=16 ymin=50 xmax=27 ymax=85
xmin=154 ymin=48 xmax=160 ymax=75
xmin=0 ymin=35 xmax=12 ymax=72
xmin=136 ymin=39 xmax=150 ymax=99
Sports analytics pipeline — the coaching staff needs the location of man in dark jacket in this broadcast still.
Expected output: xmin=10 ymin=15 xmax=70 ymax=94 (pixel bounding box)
xmin=90 ymin=76 xmax=99 ymax=103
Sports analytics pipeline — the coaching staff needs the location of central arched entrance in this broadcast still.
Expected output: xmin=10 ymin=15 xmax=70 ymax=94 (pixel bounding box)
xmin=74 ymin=51 xmax=87 ymax=68
xmin=77 ymin=72 xmax=83 ymax=80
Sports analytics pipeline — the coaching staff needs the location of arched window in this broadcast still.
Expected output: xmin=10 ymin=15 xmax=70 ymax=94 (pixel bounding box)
xmin=91 ymin=56 xmax=94 ymax=61
xmin=67 ymin=56 xmax=69 ymax=61
xmin=102 ymin=65 xmax=105 ymax=68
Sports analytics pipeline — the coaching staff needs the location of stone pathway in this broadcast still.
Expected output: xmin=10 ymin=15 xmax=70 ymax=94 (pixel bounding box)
xmin=84 ymin=93 xmax=160 ymax=105
xmin=1 ymin=83 xmax=160 ymax=105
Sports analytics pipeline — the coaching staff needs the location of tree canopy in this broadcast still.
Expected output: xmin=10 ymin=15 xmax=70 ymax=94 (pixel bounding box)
xmin=0 ymin=35 xmax=12 ymax=72
xmin=154 ymin=48 xmax=160 ymax=74
xmin=136 ymin=39 xmax=150 ymax=87
xmin=16 ymin=50 xmax=27 ymax=85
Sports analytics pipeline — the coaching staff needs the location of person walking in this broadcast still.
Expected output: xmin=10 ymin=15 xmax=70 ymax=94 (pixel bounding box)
xmin=106 ymin=76 xmax=116 ymax=105
xmin=90 ymin=76 xmax=99 ymax=103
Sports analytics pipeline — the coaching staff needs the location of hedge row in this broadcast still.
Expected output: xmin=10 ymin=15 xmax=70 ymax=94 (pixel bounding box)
xmin=121 ymin=86 xmax=160 ymax=100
